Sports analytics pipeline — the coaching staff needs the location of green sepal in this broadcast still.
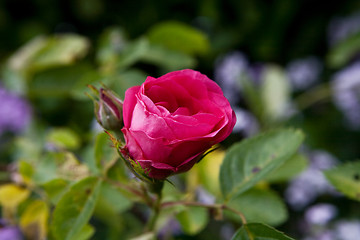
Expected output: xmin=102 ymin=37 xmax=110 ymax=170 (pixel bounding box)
xmin=104 ymin=131 xmax=161 ymax=185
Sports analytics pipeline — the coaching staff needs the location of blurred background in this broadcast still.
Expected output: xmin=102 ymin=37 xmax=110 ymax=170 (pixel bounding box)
xmin=1 ymin=0 xmax=360 ymax=239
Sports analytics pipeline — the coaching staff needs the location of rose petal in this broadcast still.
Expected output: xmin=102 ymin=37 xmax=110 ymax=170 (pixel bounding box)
xmin=167 ymin=140 xmax=211 ymax=166
xmin=123 ymin=86 xmax=141 ymax=128
xmin=146 ymin=85 xmax=179 ymax=112
xmin=208 ymin=91 xmax=232 ymax=108
xmin=152 ymin=80 xmax=199 ymax=113
xmin=130 ymin=102 xmax=175 ymax=140
xmin=156 ymin=104 xmax=171 ymax=116
xmin=164 ymin=113 xmax=221 ymax=139
xmin=157 ymin=69 xmax=210 ymax=100
xmin=128 ymin=129 xmax=173 ymax=162
xmin=136 ymin=160 xmax=175 ymax=179
xmin=173 ymin=107 xmax=190 ymax=116
xmin=122 ymin=128 xmax=146 ymax=160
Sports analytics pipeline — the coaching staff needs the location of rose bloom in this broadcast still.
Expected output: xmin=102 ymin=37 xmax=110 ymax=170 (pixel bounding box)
xmin=121 ymin=69 xmax=236 ymax=179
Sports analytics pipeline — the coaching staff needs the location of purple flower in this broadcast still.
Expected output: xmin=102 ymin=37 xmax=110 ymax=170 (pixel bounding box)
xmin=220 ymin=224 xmax=236 ymax=240
xmin=301 ymin=209 xmax=360 ymax=240
xmin=0 ymin=227 xmax=23 ymax=240
xmin=304 ymin=204 xmax=337 ymax=226
xmin=334 ymin=220 xmax=360 ymax=240
xmin=331 ymin=61 xmax=360 ymax=129
xmin=196 ymin=187 xmax=216 ymax=205
xmin=232 ymin=107 xmax=259 ymax=136
xmin=286 ymin=56 xmax=322 ymax=91
xmin=158 ymin=218 xmax=182 ymax=239
xmin=214 ymin=51 xmax=249 ymax=105
xmin=302 ymin=230 xmax=336 ymax=240
xmin=285 ymin=150 xmax=338 ymax=210
xmin=0 ymin=220 xmax=23 ymax=240
xmin=0 ymin=86 xmax=31 ymax=136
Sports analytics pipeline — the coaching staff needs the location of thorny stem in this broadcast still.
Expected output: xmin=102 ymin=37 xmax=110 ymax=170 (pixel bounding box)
xmin=162 ymin=201 xmax=247 ymax=225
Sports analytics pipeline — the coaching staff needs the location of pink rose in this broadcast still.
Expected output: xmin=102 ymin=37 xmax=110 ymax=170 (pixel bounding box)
xmin=121 ymin=69 xmax=236 ymax=179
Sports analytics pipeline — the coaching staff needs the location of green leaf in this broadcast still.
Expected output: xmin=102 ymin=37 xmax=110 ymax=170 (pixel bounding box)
xmin=33 ymin=151 xmax=89 ymax=184
xmin=231 ymin=223 xmax=294 ymax=240
xmin=31 ymin=34 xmax=89 ymax=70
xmin=328 ymin=31 xmax=360 ymax=68
xmin=220 ymin=128 xmax=304 ymax=201
xmin=13 ymin=135 xmax=43 ymax=162
xmin=147 ymin=21 xmax=209 ymax=55
xmin=18 ymin=160 xmax=34 ymax=183
xmin=2 ymin=66 xmax=27 ymax=94
xmin=93 ymin=183 xmax=131 ymax=233
xmin=69 ymin=224 xmax=95 ymax=240
xmin=8 ymin=34 xmax=89 ymax=74
xmin=265 ymin=154 xmax=308 ymax=183
xmin=8 ymin=36 xmax=48 ymax=72
xmin=95 ymin=182 xmax=132 ymax=214
xmin=260 ymin=65 xmax=291 ymax=123
xmin=42 ymin=179 xmax=70 ymax=204
xmin=129 ymin=232 xmax=156 ymax=240
xmin=96 ymin=27 xmax=128 ymax=66
xmin=46 ymin=127 xmax=81 ymax=150
xmin=176 ymin=206 xmax=209 ymax=235
xmin=116 ymin=37 xmax=149 ymax=69
xmin=227 ymin=188 xmax=288 ymax=226
xmin=31 ymin=153 xmax=58 ymax=184
xmin=105 ymin=160 xmax=129 ymax=184
xmin=51 ymin=176 xmax=102 ymax=240
xmin=109 ymin=69 xmax=148 ymax=99
xmin=141 ymin=44 xmax=196 ymax=71
xmin=29 ymin=63 xmax=92 ymax=98
xmin=324 ymin=160 xmax=360 ymax=201
xmin=70 ymin=69 xmax=102 ymax=100
xmin=240 ymin=75 xmax=264 ymax=123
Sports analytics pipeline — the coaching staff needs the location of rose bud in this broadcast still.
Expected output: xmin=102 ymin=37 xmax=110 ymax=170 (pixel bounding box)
xmin=121 ymin=69 xmax=236 ymax=180
xmin=95 ymin=88 xmax=124 ymax=133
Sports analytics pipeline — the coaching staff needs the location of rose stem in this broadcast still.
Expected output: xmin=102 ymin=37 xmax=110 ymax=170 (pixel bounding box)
xmin=145 ymin=181 xmax=164 ymax=232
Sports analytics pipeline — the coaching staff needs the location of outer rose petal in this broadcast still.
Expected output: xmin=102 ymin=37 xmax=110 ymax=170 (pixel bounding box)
xmin=137 ymin=160 xmax=175 ymax=179
xmin=121 ymin=69 xmax=236 ymax=180
xmin=123 ymin=86 xmax=141 ymax=128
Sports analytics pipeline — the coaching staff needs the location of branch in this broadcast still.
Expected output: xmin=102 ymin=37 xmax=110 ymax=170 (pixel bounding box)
xmin=161 ymin=201 xmax=247 ymax=225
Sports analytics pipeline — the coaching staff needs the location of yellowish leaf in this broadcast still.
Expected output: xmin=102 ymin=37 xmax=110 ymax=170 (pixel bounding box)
xmin=57 ymin=152 xmax=90 ymax=181
xmin=197 ymin=149 xmax=225 ymax=196
xmin=20 ymin=200 xmax=49 ymax=240
xmin=0 ymin=184 xmax=30 ymax=209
